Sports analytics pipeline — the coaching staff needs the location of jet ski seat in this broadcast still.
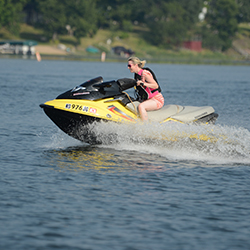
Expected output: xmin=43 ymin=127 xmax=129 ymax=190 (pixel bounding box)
xmin=126 ymin=102 xmax=184 ymax=122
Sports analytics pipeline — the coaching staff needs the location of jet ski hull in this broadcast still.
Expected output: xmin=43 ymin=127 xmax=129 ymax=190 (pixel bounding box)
xmin=40 ymin=101 xmax=218 ymax=144
xmin=40 ymin=77 xmax=219 ymax=144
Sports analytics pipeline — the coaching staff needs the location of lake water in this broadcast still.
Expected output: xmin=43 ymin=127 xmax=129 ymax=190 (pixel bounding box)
xmin=0 ymin=58 xmax=250 ymax=250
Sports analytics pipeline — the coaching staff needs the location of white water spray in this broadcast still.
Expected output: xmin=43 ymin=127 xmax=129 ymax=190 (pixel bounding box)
xmin=89 ymin=121 xmax=250 ymax=165
xmin=45 ymin=120 xmax=250 ymax=165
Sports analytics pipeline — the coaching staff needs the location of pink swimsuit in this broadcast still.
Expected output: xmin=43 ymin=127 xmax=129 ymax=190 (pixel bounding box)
xmin=152 ymin=93 xmax=164 ymax=109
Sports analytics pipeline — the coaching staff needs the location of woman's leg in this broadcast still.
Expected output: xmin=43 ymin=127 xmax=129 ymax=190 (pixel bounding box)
xmin=138 ymin=99 xmax=158 ymax=121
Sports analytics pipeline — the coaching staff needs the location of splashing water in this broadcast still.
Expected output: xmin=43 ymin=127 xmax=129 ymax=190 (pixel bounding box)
xmin=87 ymin=121 xmax=250 ymax=165
xmin=44 ymin=130 xmax=83 ymax=149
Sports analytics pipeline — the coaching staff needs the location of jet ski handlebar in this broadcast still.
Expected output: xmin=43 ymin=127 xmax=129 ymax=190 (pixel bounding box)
xmin=117 ymin=78 xmax=137 ymax=91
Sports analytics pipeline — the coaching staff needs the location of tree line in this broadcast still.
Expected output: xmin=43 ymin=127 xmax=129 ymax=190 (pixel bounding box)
xmin=0 ymin=0 xmax=249 ymax=51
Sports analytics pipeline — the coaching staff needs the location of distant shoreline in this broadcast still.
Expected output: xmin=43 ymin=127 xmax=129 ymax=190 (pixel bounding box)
xmin=1 ymin=53 xmax=250 ymax=66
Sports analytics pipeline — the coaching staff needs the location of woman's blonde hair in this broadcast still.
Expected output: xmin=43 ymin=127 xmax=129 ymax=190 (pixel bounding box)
xmin=128 ymin=56 xmax=146 ymax=68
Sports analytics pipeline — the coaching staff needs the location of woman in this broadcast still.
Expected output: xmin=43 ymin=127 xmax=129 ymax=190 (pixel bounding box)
xmin=127 ymin=56 xmax=164 ymax=121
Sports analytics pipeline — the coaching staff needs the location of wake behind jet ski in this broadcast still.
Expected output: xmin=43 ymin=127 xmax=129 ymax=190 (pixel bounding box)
xmin=40 ymin=76 xmax=218 ymax=144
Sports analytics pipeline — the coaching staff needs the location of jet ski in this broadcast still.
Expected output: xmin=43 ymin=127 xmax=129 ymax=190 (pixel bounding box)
xmin=40 ymin=76 xmax=218 ymax=144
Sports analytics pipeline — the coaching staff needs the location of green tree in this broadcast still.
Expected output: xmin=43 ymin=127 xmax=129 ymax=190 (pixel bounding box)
xmin=144 ymin=0 xmax=203 ymax=48
xmin=178 ymin=0 xmax=204 ymax=25
xmin=96 ymin=0 xmax=134 ymax=31
xmin=23 ymin=0 xmax=40 ymax=26
xmin=237 ymin=0 xmax=250 ymax=23
xmin=36 ymin=0 xmax=98 ymax=43
xmin=0 ymin=0 xmax=27 ymax=34
xmin=146 ymin=2 xmax=186 ymax=47
xmin=205 ymin=0 xmax=239 ymax=51
xmin=37 ymin=0 xmax=67 ymax=41
xmin=64 ymin=0 xmax=98 ymax=42
xmin=0 ymin=0 xmax=4 ymax=28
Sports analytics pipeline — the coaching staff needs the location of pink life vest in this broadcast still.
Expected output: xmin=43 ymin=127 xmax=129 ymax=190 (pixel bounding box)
xmin=137 ymin=69 xmax=160 ymax=99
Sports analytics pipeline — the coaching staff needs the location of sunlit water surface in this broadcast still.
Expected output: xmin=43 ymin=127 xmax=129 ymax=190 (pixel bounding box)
xmin=0 ymin=58 xmax=250 ymax=250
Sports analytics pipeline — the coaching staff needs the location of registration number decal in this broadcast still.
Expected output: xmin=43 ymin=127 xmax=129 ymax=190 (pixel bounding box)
xmin=65 ymin=104 xmax=96 ymax=113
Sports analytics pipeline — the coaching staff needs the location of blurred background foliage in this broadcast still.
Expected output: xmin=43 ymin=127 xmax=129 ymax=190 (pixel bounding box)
xmin=0 ymin=0 xmax=249 ymax=52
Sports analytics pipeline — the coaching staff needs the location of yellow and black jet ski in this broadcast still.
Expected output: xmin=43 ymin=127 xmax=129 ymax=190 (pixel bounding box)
xmin=40 ymin=76 xmax=218 ymax=144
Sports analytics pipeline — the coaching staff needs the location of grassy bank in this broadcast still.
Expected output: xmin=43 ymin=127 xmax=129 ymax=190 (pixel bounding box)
xmin=1 ymin=24 xmax=250 ymax=65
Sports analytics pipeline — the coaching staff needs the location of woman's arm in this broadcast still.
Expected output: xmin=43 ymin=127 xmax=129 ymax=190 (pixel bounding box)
xmin=139 ymin=70 xmax=158 ymax=89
